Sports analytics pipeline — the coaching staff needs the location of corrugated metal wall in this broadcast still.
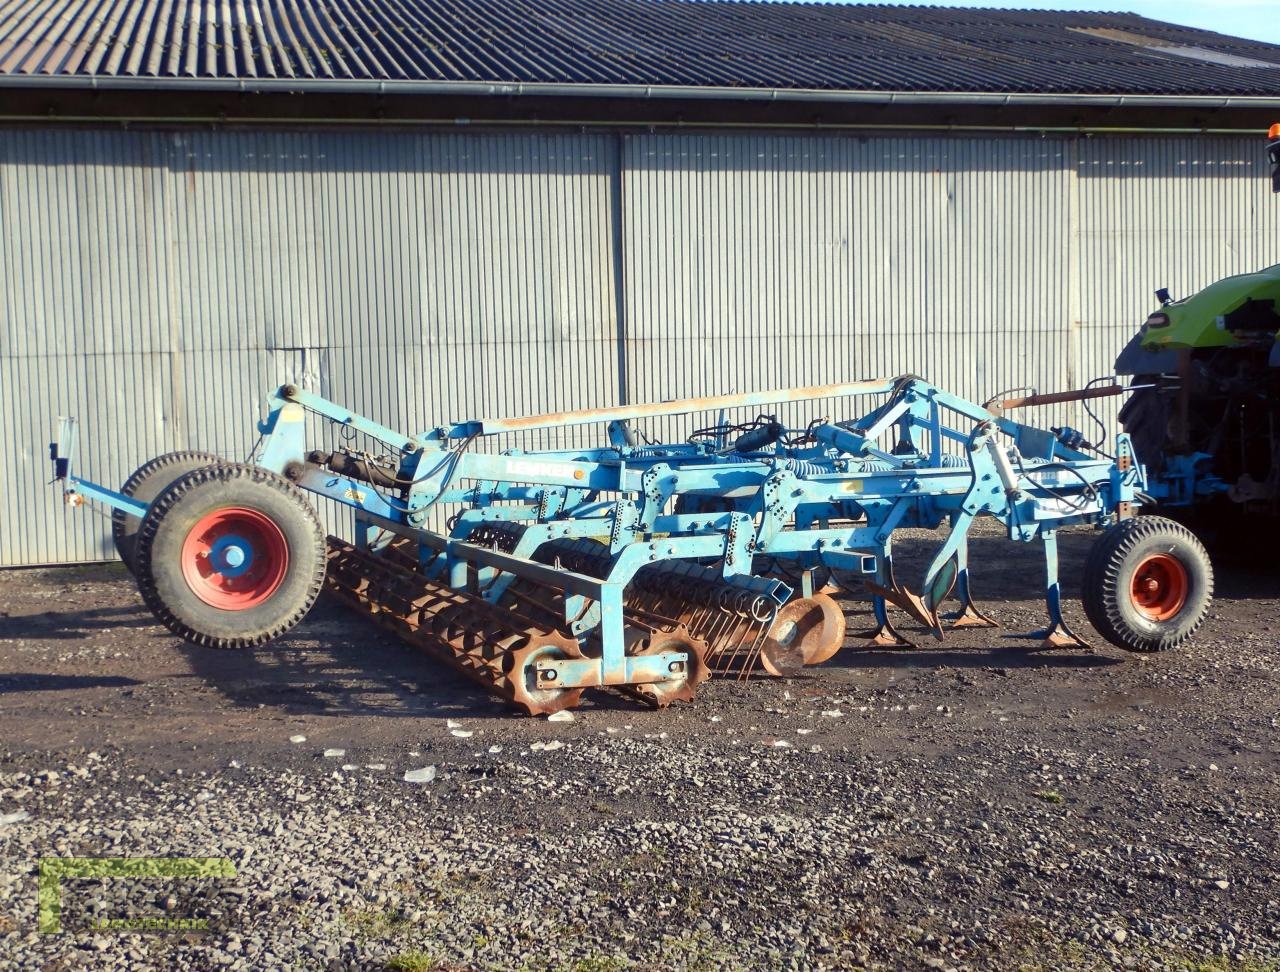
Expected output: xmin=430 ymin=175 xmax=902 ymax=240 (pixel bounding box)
xmin=1 ymin=128 xmax=1275 ymax=565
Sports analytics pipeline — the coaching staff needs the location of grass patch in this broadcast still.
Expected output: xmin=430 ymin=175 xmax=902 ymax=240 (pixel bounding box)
xmin=385 ymin=952 xmax=439 ymax=972
xmin=344 ymin=905 xmax=413 ymax=938
xmin=1183 ymin=959 xmax=1280 ymax=972
xmin=566 ymin=958 xmax=629 ymax=972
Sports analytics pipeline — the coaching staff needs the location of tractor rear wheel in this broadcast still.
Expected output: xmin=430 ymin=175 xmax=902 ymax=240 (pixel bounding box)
xmin=113 ymin=451 xmax=225 ymax=574
xmin=1082 ymin=516 xmax=1212 ymax=652
xmin=134 ymin=464 xmax=326 ymax=648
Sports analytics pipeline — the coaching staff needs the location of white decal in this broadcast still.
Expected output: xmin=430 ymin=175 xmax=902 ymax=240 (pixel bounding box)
xmin=506 ymin=459 xmax=580 ymax=481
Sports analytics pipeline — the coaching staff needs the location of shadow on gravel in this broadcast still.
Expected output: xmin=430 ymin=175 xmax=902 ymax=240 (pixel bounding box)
xmin=0 ymin=605 xmax=149 ymax=640
xmin=177 ymin=600 xmax=507 ymax=720
xmin=829 ymin=647 xmax=1122 ymax=671
xmin=0 ymin=672 xmax=143 ymax=691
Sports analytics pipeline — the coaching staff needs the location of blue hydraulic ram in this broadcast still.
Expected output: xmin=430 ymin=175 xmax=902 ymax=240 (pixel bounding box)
xmin=51 ymin=376 xmax=1214 ymax=715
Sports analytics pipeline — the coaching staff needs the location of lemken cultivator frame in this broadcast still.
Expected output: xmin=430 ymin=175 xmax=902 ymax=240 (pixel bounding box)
xmin=52 ymin=376 xmax=1213 ymax=715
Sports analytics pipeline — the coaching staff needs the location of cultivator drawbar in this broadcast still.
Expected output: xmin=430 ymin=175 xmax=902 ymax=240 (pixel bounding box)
xmin=52 ymin=375 xmax=1214 ymax=715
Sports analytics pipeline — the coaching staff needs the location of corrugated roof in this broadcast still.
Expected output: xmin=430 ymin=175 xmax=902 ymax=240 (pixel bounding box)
xmin=1 ymin=0 xmax=1279 ymax=97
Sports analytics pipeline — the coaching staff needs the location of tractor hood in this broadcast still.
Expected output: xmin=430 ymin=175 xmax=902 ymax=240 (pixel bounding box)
xmin=1139 ymin=264 xmax=1280 ymax=351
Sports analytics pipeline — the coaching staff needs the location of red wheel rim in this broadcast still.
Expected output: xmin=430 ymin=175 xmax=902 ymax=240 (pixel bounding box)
xmin=1129 ymin=553 xmax=1188 ymax=622
xmin=180 ymin=507 xmax=289 ymax=609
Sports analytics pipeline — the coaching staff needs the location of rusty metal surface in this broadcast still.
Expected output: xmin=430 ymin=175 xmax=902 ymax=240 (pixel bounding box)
xmin=864 ymin=579 xmax=945 ymax=641
xmin=523 ymin=532 xmax=846 ymax=677
xmin=987 ymin=383 xmax=1125 ymax=416
xmin=326 ymin=535 xmax=718 ymax=713
xmin=325 ymin=537 xmax=587 ymax=715
xmin=796 ymin=592 xmax=848 ymax=665
xmin=614 ymin=626 xmax=709 ymax=708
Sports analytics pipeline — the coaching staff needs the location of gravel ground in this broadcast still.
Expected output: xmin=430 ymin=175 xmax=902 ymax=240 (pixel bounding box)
xmin=1 ymin=525 xmax=1278 ymax=971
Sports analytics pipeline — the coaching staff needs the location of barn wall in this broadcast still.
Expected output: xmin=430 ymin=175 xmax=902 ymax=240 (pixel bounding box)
xmin=1 ymin=127 xmax=1274 ymax=564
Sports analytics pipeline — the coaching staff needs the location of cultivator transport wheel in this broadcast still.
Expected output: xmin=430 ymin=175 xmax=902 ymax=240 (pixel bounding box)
xmin=134 ymin=464 xmax=327 ymax=649
xmin=1082 ymin=516 xmax=1213 ymax=652
xmin=113 ymin=451 xmax=225 ymax=574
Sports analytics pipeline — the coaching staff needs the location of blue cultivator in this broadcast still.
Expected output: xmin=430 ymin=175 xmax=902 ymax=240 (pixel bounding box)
xmin=52 ymin=376 xmax=1213 ymax=714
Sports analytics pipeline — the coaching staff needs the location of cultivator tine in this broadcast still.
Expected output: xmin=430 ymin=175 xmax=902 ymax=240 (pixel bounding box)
xmin=938 ymin=516 xmax=998 ymax=630
xmin=1006 ymin=529 xmax=1094 ymax=650
xmin=856 ymin=595 xmax=918 ymax=649
xmin=946 ymin=599 xmax=1000 ymax=630
xmin=944 ymin=567 xmax=999 ymax=630
xmin=864 ymin=580 xmax=944 ymax=640
xmin=1031 ymin=620 xmax=1092 ymax=651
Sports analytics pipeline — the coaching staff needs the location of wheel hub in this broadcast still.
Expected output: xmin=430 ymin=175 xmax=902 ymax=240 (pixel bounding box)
xmin=181 ymin=507 xmax=289 ymax=609
xmin=1129 ymin=553 xmax=1189 ymax=622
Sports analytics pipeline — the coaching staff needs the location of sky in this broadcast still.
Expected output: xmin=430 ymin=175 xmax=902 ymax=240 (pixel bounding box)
xmin=810 ymin=0 xmax=1280 ymax=45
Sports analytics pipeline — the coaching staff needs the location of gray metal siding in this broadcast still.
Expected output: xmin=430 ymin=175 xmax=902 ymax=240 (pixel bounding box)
xmin=1 ymin=127 xmax=1274 ymax=564
xmin=1 ymin=129 xmax=620 ymax=564
xmin=619 ymin=133 xmax=1077 ymax=439
xmin=6 ymin=0 xmax=1280 ymax=98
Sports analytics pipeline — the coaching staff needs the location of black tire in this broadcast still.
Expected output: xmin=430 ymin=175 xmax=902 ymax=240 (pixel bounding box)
xmin=134 ymin=464 xmax=326 ymax=649
xmin=113 ymin=451 xmax=225 ymax=575
xmin=1082 ymin=515 xmax=1213 ymax=653
xmin=1117 ymin=374 xmax=1169 ymax=475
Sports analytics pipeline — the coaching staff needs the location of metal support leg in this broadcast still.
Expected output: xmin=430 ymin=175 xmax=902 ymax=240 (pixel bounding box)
xmin=856 ymin=550 xmax=918 ymax=648
xmin=599 ymin=583 xmax=629 ymax=685
xmin=942 ymin=514 xmax=998 ymax=630
xmin=864 ymin=594 xmax=917 ymax=649
xmin=1021 ymin=530 xmax=1091 ymax=650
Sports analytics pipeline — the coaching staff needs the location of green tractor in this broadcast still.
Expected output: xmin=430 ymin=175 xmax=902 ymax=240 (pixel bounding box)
xmin=1115 ymin=124 xmax=1280 ymax=542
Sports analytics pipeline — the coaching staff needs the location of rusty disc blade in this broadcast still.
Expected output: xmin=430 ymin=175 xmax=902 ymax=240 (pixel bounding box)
xmin=803 ymin=592 xmax=848 ymax=665
xmin=759 ymin=599 xmax=813 ymax=677
xmin=758 ymin=594 xmax=845 ymax=674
